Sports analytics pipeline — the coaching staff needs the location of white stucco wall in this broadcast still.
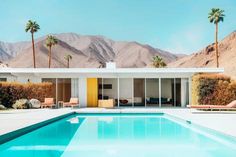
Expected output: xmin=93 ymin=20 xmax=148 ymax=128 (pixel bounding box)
xmin=16 ymin=76 xmax=41 ymax=83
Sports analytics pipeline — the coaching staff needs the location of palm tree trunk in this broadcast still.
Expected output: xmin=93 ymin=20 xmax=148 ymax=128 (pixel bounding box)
xmin=67 ymin=59 xmax=70 ymax=68
xmin=215 ymin=23 xmax=219 ymax=68
xmin=48 ymin=46 xmax=51 ymax=68
xmin=31 ymin=33 xmax=36 ymax=68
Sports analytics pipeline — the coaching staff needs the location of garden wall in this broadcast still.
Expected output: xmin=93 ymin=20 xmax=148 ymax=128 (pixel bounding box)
xmin=0 ymin=82 xmax=53 ymax=108
xmin=192 ymin=74 xmax=236 ymax=105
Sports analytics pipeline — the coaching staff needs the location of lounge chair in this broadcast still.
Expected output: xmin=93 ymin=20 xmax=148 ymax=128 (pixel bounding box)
xmin=63 ymin=98 xmax=79 ymax=108
xmin=41 ymin=98 xmax=56 ymax=108
xmin=187 ymin=100 xmax=236 ymax=111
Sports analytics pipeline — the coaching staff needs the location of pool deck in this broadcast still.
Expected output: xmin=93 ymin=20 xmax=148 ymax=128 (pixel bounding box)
xmin=0 ymin=109 xmax=74 ymax=137
xmin=0 ymin=108 xmax=236 ymax=139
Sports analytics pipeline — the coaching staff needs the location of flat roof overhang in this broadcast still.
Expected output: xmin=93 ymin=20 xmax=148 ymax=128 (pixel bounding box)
xmin=0 ymin=68 xmax=224 ymax=78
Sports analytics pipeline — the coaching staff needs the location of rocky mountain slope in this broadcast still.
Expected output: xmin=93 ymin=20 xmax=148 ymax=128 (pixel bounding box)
xmin=168 ymin=31 xmax=236 ymax=78
xmin=0 ymin=33 xmax=181 ymax=68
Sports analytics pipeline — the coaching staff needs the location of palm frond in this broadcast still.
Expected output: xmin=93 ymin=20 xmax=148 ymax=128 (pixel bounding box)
xmin=208 ymin=8 xmax=225 ymax=24
xmin=46 ymin=35 xmax=58 ymax=47
xmin=25 ymin=20 xmax=40 ymax=33
xmin=152 ymin=55 xmax=166 ymax=68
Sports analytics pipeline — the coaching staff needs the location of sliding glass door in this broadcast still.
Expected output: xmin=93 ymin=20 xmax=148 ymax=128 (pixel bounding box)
xmin=57 ymin=78 xmax=71 ymax=102
xmin=42 ymin=78 xmax=71 ymax=104
xmin=161 ymin=78 xmax=174 ymax=107
xmin=42 ymin=78 xmax=56 ymax=102
xmin=119 ymin=78 xmax=133 ymax=107
xmin=146 ymin=78 xmax=160 ymax=107
xmin=160 ymin=78 xmax=186 ymax=107
xmin=98 ymin=78 xmax=118 ymax=107
xmin=41 ymin=77 xmax=189 ymax=108
xmin=133 ymin=78 xmax=145 ymax=107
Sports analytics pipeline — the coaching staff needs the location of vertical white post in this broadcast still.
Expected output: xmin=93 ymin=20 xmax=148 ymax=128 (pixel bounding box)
xmin=132 ymin=78 xmax=134 ymax=107
xmin=159 ymin=78 xmax=161 ymax=108
xmin=56 ymin=78 xmax=58 ymax=106
xmin=118 ymin=78 xmax=120 ymax=108
xmin=79 ymin=78 xmax=87 ymax=107
xmin=189 ymin=77 xmax=192 ymax=106
xmin=145 ymin=78 xmax=146 ymax=108
xmin=181 ymin=78 xmax=188 ymax=107
xmin=174 ymin=78 xmax=176 ymax=107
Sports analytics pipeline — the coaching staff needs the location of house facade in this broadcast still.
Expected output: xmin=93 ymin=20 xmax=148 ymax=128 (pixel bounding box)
xmin=0 ymin=63 xmax=224 ymax=108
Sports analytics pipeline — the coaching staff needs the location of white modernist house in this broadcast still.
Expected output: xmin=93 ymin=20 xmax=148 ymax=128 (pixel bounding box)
xmin=0 ymin=63 xmax=224 ymax=108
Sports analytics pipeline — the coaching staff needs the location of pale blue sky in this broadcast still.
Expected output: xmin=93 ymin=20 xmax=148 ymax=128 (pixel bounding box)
xmin=0 ymin=0 xmax=235 ymax=54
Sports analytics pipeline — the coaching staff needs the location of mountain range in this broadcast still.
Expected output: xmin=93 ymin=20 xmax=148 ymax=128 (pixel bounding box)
xmin=0 ymin=33 xmax=182 ymax=68
xmin=0 ymin=31 xmax=236 ymax=78
xmin=169 ymin=31 xmax=236 ymax=78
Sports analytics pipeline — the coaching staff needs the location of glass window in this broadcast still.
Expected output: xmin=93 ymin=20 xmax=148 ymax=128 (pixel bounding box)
xmin=161 ymin=78 xmax=174 ymax=107
xmin=42 ymin=78 xmax=56 ymax=101
xmin=133 ymin=78 xmax=145 ymax=107
xmin=175 ymin=78 xmax=182 ymax=107
xmin=57 ymin=78 xmax=71 ymax=102
xmin=0 ymin=78 xmax=7 ymax=82
xmin=119 ymin=78 xmax=133 ymax=107
xmin=146 ymin=78 xmax=160 ymax=107
xmin=42 ymin=78 xmax=71 ymax=103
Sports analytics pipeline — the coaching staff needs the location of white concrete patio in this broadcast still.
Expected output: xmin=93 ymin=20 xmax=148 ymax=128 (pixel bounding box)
xmin=0 ymin=108 xmax=236 ymax=139
xmin=0 ymin=108 xmax=74 ymax=136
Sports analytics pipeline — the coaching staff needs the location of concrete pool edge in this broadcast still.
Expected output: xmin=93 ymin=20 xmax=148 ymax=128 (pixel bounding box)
xmin=164 ymin=113 xmax=236 ymax=143
xmin=76 ymin=111 xmax=236 ymax=144
xmin=1 ymin=108 xmax=236 ymax=145
xmin=75 ymin=108 xmax=236 ymax=139
xmin=0 ymin=112 xmax=75 ymax=144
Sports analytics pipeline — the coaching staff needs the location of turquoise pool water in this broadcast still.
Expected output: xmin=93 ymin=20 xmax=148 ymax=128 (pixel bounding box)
xmin=0 ymin=113 xmax=236 ymax=157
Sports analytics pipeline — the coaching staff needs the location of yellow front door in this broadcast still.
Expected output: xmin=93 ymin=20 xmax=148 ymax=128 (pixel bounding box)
xmin=87 ymin=78 xmax=98 ymax=107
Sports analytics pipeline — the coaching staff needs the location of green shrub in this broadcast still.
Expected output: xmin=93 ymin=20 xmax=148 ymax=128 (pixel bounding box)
xmin=192 ymin=74 xmax=236 ymax=105
xmin=0 ymin=82 xmax=53 ymax=108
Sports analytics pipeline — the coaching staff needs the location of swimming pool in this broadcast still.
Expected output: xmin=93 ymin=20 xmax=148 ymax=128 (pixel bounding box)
xmin=0 ymin=113 xmax=236 ymax=157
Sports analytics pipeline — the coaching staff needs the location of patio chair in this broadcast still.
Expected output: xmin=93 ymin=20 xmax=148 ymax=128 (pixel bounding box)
xmin=187 ymin=100 xmax=236 ymax=111
xmin=41 ymin=98 xmax=56 ymax=108
xmin=63 ymin=98 xmax=79 ymax=108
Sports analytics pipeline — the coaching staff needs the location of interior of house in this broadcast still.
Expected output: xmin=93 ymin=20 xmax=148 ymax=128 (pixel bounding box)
xmin=42 ymin=77 xmax=189 ymax=108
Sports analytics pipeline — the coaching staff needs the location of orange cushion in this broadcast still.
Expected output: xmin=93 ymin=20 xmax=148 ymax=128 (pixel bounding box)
xmin=70 ymin=98 xmax=78 ymax=104
xmin=226 ymin=100 xmax=236 ymax=108
xmin=44 ymin=98 xmax=54 ymax=104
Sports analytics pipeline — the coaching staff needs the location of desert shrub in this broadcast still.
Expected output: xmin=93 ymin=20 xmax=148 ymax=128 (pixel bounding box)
xmin=0 ymin=82 xmax=53 ymax=108
xmin=192 ymin=73 xmax=236 ymax=105
xmin=30 ymin=99 xmax=41 ymax=108
xmin=0 ymin=104 xmax=6 ymax=110
xmin=12 ymin=99 xmax=31 ymax=109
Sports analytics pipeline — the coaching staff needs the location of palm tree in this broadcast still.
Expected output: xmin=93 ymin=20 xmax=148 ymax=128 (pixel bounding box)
xmin=25 ymin=20 xmax=40 ymax=68
xmin=46 ymin=35 xmax=58 ymax=68
xmin=98 ymin=61 xmax=105 ymax=68
xmin=64 ymin=54 xmax=72 ymax=68
xmin=152 ymin=56 xmax=166 ymax=68
xmin=208 ymin=8 xmax=225 ymax=68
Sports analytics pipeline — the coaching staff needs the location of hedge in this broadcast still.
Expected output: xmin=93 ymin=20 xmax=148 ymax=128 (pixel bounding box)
xmin=192 ymin=74 xmax=236 ymax=105
xmin=0 ymin=82 xmax=53 ymax=108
